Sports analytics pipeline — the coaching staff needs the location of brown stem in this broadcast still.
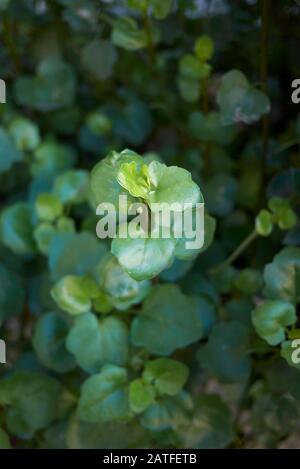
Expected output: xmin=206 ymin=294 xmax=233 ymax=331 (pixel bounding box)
xmin=209 ymin=229 xmax=258 ymax=275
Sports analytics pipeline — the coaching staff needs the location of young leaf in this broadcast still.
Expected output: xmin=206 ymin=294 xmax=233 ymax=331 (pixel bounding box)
xmin=143 ymin=358 xmax=189 ymax=396
xmin=51 ymin=275 xmax=93 ymax=316
xmin=90 ymin=149 xmax=144 ymax=208
xmin=129 ymin=379 xmax=155 ymax=414
xmin=112 ymin=17 xmax=147 ymax=51
xmin=35 ymin=193 xmax=63 ymax=222
xmin=117 ymin=161 xmax=151 ymax=199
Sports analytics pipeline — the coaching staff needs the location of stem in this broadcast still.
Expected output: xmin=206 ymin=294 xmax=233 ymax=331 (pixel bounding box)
xmin=202 ymin=77 xmax=209 ymax=114
xmin=260 ymin=0 xmax=270 ymax=176
xmin=272 ymin=138 xmax=300 ymax=156
xmin=210 ymin=229 xmax=258 ymax=275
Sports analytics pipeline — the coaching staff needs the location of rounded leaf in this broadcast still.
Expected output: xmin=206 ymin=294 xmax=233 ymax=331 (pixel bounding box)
xmin=131 ymin=284 xmax=203 ymax=355
xmin=252 ymin=300 xmax=296 ymax=345
xmin=33 ymin=312 xmax=76 ymax=373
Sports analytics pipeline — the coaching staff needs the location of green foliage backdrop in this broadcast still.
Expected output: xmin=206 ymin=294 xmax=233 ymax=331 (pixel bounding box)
xmin=0 ymin=0 xmax=300 ymax=449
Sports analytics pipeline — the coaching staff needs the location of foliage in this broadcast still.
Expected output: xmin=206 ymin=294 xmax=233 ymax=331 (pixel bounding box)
xmin=0 ymin=0 xmax=299 ymax=450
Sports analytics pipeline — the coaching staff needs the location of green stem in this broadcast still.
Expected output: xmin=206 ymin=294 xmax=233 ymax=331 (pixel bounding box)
xmin=272 ymin=138 xmax=300 ymax=156
xmin=210 ymin=229 xmax=258 ymax=275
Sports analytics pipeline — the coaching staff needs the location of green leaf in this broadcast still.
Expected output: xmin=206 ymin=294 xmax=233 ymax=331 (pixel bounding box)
xmin=56 ymin=216 xmax=75 ymax=234
xmin=255 ymin=209 xmax=273 ymax=236
xmin=8 ymin=117 xmax=40 ymax=151
xmin=217 ymin=70 xmax=270 ymax=125
xmin=95 ymin=254 xmax=151 ymax=311
xmin=141 ymin=391 xmax=193 ymax=432
xmin=32 ymin=141 xmax=76 ymax=177
xmin=0 ymin=428 xmax=11 ymax=449
xmin=112 ymin=17 xmax=147 ymax=51
xmin=264 ymin=247 xmax=300 ymax=303
xmin=198 ymin=213 xmax=216 ymax=254
xmin=0 ymin=203 xmax=36 ymax=254
xmin=233 ymin=268 xmax=263 ymax=295
xmin=197 ymin=321 xmax=251 ymax=383
xmin=67 ymin=418 xmax=150 ymax=449
xmin=115 ymin=98 xmax=153 ymax=145
xmin=117 ymin=161 xmax=151 ymax=199
xmin=90 ymin=149 xmax=144 ymax=209
xmin=179 ymin=54 xmax=204 ymax=79
xmin=172 ymin=206 xmax=206 ymax=261
xmin=129 ymin=379 xmax=155 ymax=414
xmin=77 ymin=365 xmax=130 ymax=423
xmin=0 ymin=126 xmax=22 ymax=173
xmin=53 ymin=170 xmax=88 ymax=204
xmin=67 ymin=418 xmax=150 ymax=450
xmin=188 ymin=111 xmax=236 ymax=144
xmin=66 ymin=313 xmax=129 ymax=373
xmin=194 ymin=35 xmax=214 ymax=62
xmin=111 ymin=225 xmax=176 ymax=281
xmin=143 ymin=358 xmax=189 ymax=396
xmin=178 ymin=75 xmax=200 ymax=103
xmin=159 ymin=257 xmax=194 ymax=282
xmin=0 ymin=372 xmax=61 ymax=438
xmin=48 ymin=232 xmax=108 ymax=281
xmin=81 ymin=39 xmax=117 ymax=81
xmin=86 ymin=111 xmax=112 ymax=135
xmin=178 ymin=395 xmax=234 ymax=449
xmin=33 ymin=222 xmax=56 ymax=254
xmin=14 ymin=57 xmax=76 ymax=112
xmin=252 ymin=300 xmax=296 ymax=345
xmin=127 ymin=0 xmax=148 ymax=12
xmin=131 ymin=284 xmax=203 ymax=355
xmin=0 ymin=0 xmax=10 ymax=10
xmin=146 ymin=161 xmax=201 ymax=211
xmin=150 ymin=0 xmax=172 ymax=19
xmin=281 ymin=340 xmax=300 ymax=371
xmin=35 ymin=193 xmax=63 ymax=222
xmin=51 ymin=275 xmax=93 ymax=315
xmin=268 ymin=197 xmax=297 ymax=230
xmin=193 ymin=295 xmax=217 ymax=336
xmin=205 ymin=173 xmax=237 ymax=216
xmin=33 ymin=312 xmax=76 ymax=373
